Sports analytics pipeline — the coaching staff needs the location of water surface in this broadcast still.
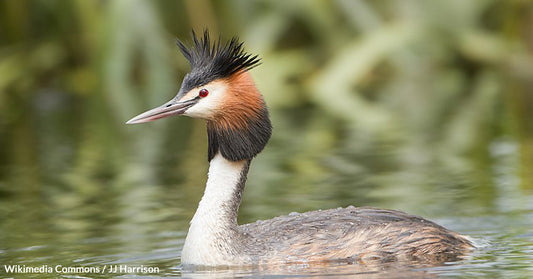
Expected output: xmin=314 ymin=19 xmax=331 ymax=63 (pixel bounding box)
xmin=1 ymin=112 xmax=532 ymax=278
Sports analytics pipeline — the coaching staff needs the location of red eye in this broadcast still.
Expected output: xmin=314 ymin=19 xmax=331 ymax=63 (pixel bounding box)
xmin=199 ymin=89 xmax=209 ymax=97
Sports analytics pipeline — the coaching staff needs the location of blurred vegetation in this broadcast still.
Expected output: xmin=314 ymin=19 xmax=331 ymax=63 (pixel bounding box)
xmin=0 ymin=0 xmax=533 ymax=228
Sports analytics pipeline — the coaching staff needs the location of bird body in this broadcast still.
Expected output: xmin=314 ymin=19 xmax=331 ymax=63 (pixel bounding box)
xmin=127 ymin=31 xmax=473 ymax=267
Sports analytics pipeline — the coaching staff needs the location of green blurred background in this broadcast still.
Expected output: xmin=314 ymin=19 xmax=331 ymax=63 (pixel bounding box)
xmin=0 ymin=0 xmax=533 ymax=276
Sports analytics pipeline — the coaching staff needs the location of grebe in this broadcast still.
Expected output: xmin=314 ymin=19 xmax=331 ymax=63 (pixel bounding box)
xmin=126 ymin=31 xmax=473 ymax=266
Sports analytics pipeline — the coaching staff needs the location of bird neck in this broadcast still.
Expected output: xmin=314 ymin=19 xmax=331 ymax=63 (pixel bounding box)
xmin=181 ymin=152 xmax=251 ymax=265
xmin=205 ymin=95 xmax=272 ymax=162
xmin=194 ymin=152 xmax=250 ymax=227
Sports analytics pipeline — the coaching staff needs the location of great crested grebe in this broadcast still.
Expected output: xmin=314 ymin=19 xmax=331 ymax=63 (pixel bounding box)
xmin=126 ymin=31 xmax=473 ymax=266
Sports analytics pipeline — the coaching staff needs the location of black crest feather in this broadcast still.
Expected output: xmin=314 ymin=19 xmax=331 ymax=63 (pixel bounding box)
xmin=176 ymin=30 xmax=271 ymax=162
xmin=176 ymin=30 xmax=261 ymax=94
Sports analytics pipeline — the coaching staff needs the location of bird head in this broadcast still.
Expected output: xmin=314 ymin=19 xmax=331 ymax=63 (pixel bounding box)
xmin=126 ymin=31 xmax=272 ymax=162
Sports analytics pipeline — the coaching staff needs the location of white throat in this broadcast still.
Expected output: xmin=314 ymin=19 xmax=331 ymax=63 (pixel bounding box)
xmin=181 ymin=152 xmax=250 ymax=266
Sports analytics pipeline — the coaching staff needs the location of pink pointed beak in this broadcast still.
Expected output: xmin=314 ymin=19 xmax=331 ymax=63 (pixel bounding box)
xmin=126 ymin=97 xmax=199 ymax=124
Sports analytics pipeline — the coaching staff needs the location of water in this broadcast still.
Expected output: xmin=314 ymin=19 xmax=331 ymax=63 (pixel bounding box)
xmin=1 ymin=112 xmax=532 ymax=278
xmin=1 ymin=191 xmax=532 ymax=278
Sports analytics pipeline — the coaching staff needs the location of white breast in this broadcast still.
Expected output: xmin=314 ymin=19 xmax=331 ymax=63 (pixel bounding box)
xmin=180 ymin=153 xmax=247 ymax=266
